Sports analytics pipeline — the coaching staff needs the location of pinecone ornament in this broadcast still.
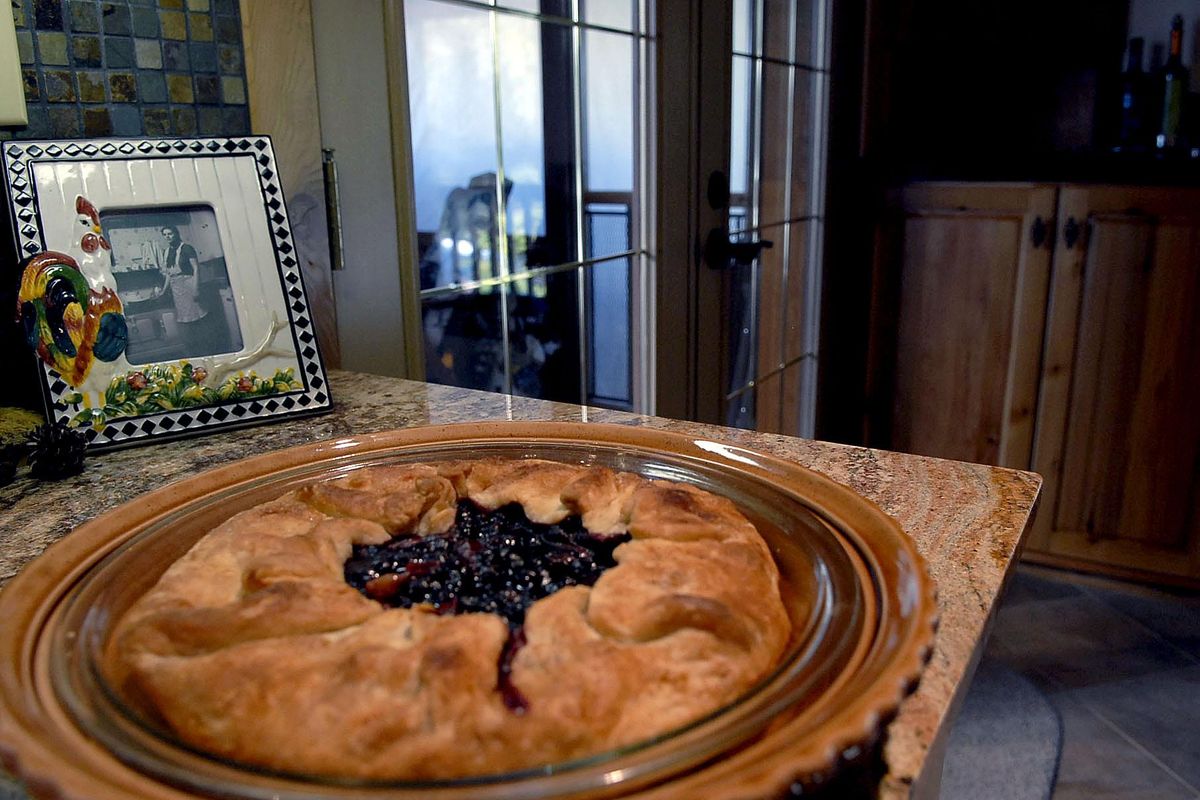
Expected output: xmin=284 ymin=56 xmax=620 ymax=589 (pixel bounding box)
xmin=27 ymin=422 xmax=88 ymax=480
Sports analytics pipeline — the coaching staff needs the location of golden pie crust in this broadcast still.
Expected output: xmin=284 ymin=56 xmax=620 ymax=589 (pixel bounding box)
xmin=107 ymin=458 xmax=792 ymax=780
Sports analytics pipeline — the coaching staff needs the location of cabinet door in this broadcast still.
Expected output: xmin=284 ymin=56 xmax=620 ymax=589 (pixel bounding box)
xmin=1026 ymin=186 xmax=1200 ymax=586
xmin=887 ymin=183 xmax=1056 ymax=467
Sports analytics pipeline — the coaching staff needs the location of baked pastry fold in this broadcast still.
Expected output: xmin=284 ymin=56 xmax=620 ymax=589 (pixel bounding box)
xmin=108 ymin=458 xmax=791 ymax=780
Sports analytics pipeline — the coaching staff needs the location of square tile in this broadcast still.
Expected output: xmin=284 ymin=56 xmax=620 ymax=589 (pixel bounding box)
xmin=999 ymin=566 xmax=1083 ymax=607
xmin=43 ymin=68 xmax=74 ymax=100
xmin=12 ymin=0 xmax=29 ymax=29
xmin=83 ymin=106 xmax=112 ymax=135
xmin=158 ymin=0 xmax=183 ymax=7
xmin=212 ymin=0 xmax=235 ymax=14
xmin=166 ymin=72 xmax=192 ymax=103
xmin=213 ymin=13 xmax=238 ymax=43
xmin=130 ymin=5 xmax=157 ymax=36
xmin=110 ymin=104 xmax=142 ymax=135
xmin=158 ymin=8 xmax=184 ymax=38
xmin=189 ymin=41 xmax=214 ymax=71
xmin=108 ymin=70 xmax=136 ymax=101
xmin=76 ymin=69 xmax=105 ymax=101
xmin=71 ymin=33 xmax=101 ymax=66
xmin=991 ymin=594 xmax=1196 ymax=690
xmin=1085 ymin=585 xmax=1200 ymax=659
xmin=47 ymin=106 xmax=80 ymax=136
xmin=220 ymin=74 xmax=243 ymax=104
xmin=101 ymin=2 xmax=130 ymax=34
xmin=21 ymin=70 xmax=40 ymax=101
xmin=1066 ymin=666 xmax=1200 ymax=790
xmin=221 ymin=105 xmax=247 ymax=134
xmin=36 ymin=30 xmax=68 ymax=64
xmin=217 ymin=43 xmax=240 ymax=74
xmin=104 ymin=35 xmax=133 ymax=67
xmin=172 ymin=106 xmax=195 ymax=134
xmin=161 ymin=38 xmax=187 ymax=69
xmin=15 ymin=30 xmax=34 ymax=63
xmin=68 ymin=0 xmax=98 ymax=32
xmin=197 ymin=105 xmax=222 ymax=134
xmin=141 ymin=106 xmax=170 ymax=135
xmin=136 ymin=69 xmax=165 ymax=101
xmin=22 ymin=107 xmax=52 ymax=138
xmin=133 ymin=37 xmax=161 ymax=68
xmin=186 ymin=0 xmax=208 ymax=10
xmin=34 ymin=0 xmax=63 ymax=30
xmin=193 ymin=73 xmax=218 ymax=103
xmin=1050 ymin=693 xmax=1197 ymax=799
xmin=187 ymin=11 xmax=210 ymax=40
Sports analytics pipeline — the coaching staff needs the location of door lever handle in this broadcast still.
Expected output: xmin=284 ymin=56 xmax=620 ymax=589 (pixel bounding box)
xmin=704 ymin=227 xmax=773 ymax=268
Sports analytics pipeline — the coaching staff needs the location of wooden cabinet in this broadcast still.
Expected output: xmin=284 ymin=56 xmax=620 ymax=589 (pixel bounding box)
xmin=1027 ymin=186 xmax=1200 ymax=586
xmin=876 ymin=182 xmax=1200 ymax=586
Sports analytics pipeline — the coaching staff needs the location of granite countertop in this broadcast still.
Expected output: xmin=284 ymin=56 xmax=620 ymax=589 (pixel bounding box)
xmin=0 ymin=371 xmax=1041 ymax=800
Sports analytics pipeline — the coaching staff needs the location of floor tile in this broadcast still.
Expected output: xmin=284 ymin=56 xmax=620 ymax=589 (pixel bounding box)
xmin=989 ymin=593 xmax=1195 ymax=690
xmin=1083 ymin=584 xmax=1200 ymax=661
xmin=1050 ymin=693 xmax=1197 ymax=800
xmin=1000 ymin=565 xmax=1084 ymax=607
xmin=1066 ymin=665 xmax=1200 ymax=791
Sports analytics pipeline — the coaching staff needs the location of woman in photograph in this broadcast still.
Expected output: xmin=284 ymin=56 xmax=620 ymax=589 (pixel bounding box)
xmin=157 ymin=225 xmax=208 ymax=326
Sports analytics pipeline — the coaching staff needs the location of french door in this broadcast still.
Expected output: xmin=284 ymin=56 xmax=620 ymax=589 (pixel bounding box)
xmin=390 ymin=0 xmax=828 ymax=435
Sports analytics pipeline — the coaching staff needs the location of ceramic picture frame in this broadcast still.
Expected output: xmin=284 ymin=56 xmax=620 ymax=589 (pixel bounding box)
xmin=2 ymin=137 xmax=332 ymax=450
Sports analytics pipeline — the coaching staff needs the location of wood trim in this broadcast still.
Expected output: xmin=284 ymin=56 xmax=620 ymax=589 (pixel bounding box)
xmin=1025 ymin=185 xmax=1088 ymax=553
xmin=241 ymin=0 xmax=340 ymax=368
xmin=381 ymin=2 xmax=426 ymax=381
xmin=999 ymin=186 xmax=1056 ymax=469
xmin=654 ymin=0 xmax=703 ymax=421
xmin=1022 ymin=548 xmax=1200 ymax=592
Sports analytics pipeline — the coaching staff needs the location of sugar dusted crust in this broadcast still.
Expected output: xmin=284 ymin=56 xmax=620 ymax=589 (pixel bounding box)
xmin=107 ymin=458 xmax=792 ymax=780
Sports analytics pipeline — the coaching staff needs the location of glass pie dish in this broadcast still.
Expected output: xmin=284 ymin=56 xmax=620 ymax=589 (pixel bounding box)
xmin=0 ymin=422 xmax=937 ymax=799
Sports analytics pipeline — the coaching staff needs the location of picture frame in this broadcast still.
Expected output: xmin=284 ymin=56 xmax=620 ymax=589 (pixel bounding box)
xmin=2 ymin=136 xmax=332 ymax=450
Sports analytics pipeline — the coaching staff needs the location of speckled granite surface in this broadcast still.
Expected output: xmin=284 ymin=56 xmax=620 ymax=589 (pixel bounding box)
xmin=0 ymin=371 xmax=1041 ymax=799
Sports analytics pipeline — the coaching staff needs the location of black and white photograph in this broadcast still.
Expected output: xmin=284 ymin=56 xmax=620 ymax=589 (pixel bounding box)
xmin=101 ymin=205 xmax=243 ymax=364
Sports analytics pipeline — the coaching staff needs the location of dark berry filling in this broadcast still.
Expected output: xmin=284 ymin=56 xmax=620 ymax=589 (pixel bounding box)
xmin=343 ymin=501 xmax=630 ymax=713
xmin=344 ymin=501 xmax=629 ymax=625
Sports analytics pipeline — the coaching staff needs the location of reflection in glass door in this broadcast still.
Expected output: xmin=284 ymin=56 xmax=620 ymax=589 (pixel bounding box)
xmin=402 ymin=0 xmax=650 ymax=410
xmin=723 ymin=0 xmax=828 ymax=436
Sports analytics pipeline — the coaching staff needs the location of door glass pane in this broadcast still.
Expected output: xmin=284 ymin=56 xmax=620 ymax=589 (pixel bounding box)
xmin=422 ymin=289 xmax=506 ymax=392
xmin=583 ymin=0 xmax=635 ymax=32
xmin=758 ymin=60 xmax=791 ymax=228
xmin=498 ymin=0 xmax=541 ymax=13
xmin=509 ymin=268 xmax=581 ymax=401
xmin=587 ymin=256 xmax=632 ymax=407
xmin=496 ymin=15 xmax=563 ymax=278
xmin=794 ymin=0 xmax=815 ymax=66
xmin=730 ymin=54 xmax=753 ymax=224
xmin=584 ymin=29 xmax=634 ymax=194
xmin=761 ymin=0 xmax=792 ymax=62
xmin=788 ymin=69 xmax=813 ymax=219
xmin=406 ymin=0 xmax=499 ymax=293
xmin=733 ymin=0 xmax=752 ymax=55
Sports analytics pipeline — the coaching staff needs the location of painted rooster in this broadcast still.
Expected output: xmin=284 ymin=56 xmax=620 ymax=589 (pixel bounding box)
xmin=16 ymin=195 xmax=128 ymax=387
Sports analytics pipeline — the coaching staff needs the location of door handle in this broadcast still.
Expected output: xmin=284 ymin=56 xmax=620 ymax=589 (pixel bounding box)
xmin=703 ymin=227 xmax=773 ymax=268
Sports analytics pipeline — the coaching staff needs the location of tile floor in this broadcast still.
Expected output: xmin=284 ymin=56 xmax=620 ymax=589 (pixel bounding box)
xmin=981 ymin=564 xmax=1200 ymax=799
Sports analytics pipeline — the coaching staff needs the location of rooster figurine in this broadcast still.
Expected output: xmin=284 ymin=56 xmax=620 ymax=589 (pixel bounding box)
xmin=16 ymin=195 xmax=128 ymax=387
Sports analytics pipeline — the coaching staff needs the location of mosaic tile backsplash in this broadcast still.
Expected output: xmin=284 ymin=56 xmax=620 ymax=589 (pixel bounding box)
xmin=4 ymin=0 xmax=249 ymax=140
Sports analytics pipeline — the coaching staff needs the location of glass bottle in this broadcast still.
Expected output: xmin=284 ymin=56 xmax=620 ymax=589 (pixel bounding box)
xmin=1157 ymin=15 xmax=1188 ymax=150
